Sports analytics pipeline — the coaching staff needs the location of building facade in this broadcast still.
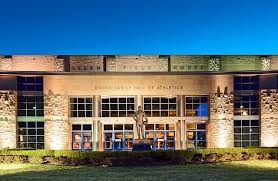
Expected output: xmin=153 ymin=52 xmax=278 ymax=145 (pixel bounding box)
xmin=0 ymin=55 xmax=277 ymax=151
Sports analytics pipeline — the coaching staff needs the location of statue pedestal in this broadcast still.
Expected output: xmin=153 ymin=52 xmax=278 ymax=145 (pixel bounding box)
xmin=132 ymin=139 xmax=151 ymax=151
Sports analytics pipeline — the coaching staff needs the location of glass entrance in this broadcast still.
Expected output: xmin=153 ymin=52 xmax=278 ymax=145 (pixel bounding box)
xmin=145 ymin=123 xmax=175 ymax=150
xmin=72 ymin=124 xmax=92 ymax=150
xmin=186 ymin=123 xmax=206 ymax=149
xmin=103 ymin=124 xmax=134 ymax=151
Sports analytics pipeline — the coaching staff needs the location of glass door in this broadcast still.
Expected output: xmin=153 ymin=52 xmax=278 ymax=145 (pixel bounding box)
xmin=166 ymin=131 xmax=175 ymax=149
xmin=104 ymin=132 xmax=113 ymax=150
xmin=125 ymin=132 xmax=134 ymax=150
xmin=145 ymin=131 xmax=155 ymax=149
xmin=186 ymin=123 xmax=206 ymax=149
xmin=114 ymin=132 xmax=123 ymax=150
xmin=156 ymin=131 xmax=165 ymax=150
xmin=103 ymin=124 xmax=134 ymax=151
xmin=72 ymin=124 xmax=92 ymax=151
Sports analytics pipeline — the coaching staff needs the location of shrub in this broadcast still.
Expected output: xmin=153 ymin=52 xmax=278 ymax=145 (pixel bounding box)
xmin=0 ymin=147 xmax=277 ymax=166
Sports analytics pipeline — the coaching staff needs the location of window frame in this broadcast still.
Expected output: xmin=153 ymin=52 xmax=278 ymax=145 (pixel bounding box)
xmin=234 ymin=119 xmax=259 ymax=147
xmin=185 ymin=96 xmax=209 ymax=117
xmin=69 ymin=97 xmax=93 ymax=117
xmin=72 ymin=124 xmax=93 ymax=150
xmin=17 ymin=121 xmax=44 ymax=149
xmin=145 ymin=123 xmax=176 ymax=150
xmin=101 ymin=96 xmax=135 ymax=117
xmin=103 ymin=123 xmax=134 ymax=151
xmin=143 ymin=96 xmax=177 ymax=117
xmin=186 ymin=123 xmax=206 ymax=149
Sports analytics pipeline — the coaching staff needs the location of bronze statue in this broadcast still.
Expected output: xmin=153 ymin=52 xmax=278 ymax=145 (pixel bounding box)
xmin=133 ymin=106 xmax=148 ymax=139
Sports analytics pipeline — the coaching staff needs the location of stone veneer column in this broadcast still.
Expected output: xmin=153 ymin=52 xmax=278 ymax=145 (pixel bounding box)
xmin=0 ymin=91 xmax=16 ymax=149
xmin=207 ymin=75 xmax=234 ymax=148
xmin=260 ymin=89 xmax=278 ymax=147
xmin=44 ymin=90 xmax=69 ymax=150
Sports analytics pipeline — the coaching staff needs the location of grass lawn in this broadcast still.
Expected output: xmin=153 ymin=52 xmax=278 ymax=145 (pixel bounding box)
xmin=0 ymin=160 xmax=277 ymax=181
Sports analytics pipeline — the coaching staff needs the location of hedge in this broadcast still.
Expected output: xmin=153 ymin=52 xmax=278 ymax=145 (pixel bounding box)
xmin=0 ymin=147 xmax=277 ymax=166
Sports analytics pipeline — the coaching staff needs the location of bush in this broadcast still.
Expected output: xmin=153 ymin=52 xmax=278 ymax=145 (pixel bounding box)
xmin=0 ymin=147 xmax=277 ymax=166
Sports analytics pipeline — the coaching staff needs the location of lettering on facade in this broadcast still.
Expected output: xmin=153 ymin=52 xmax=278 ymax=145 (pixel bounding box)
xmin=95 ymin=85 xmax=183 ymax=90
xmin=172 ymin=65 xmax=205 ymax=71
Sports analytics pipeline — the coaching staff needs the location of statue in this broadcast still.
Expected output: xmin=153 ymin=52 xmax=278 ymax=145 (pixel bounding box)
xmin=133 ymin=106 xmax=148 ymax=139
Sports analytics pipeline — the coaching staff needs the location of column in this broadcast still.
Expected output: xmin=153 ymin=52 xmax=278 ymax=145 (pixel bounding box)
xmin=179 ymin=95 xmax=184 ymax=117
xmin=0 ymin=91 xmax=17 ymax=149
xmin=44 ymin=91 xmax=69 ymax=150
xmin=179 ymin=96 xmax=185 ymax=150
xmin=183 ymin=121 xmax=187 ymax=149
xmin=207 ymin=75 xmax=234 ymax=148
xmin=93 ymin=120 xmax=98 ymax=150
xmin=136 ymin=95 xmax=142 ymax=108
xmin=94 ymin=95 xmax=100 ymax=117
xmin=176 ymin=121 xmax=181 ymax=149
xmin=260 ymin=89 xmax=278 ymax=147
xmin=98 ymin=121 xmax=103 ymax=151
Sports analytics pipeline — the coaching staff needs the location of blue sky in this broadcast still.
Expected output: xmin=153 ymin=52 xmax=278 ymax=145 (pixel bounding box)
xmin=0 ymin=0 xmax=278 ymax=55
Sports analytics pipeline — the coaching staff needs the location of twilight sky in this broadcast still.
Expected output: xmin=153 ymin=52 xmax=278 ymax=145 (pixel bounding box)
xmin=0 ymin=0 xmax=278 ymax=55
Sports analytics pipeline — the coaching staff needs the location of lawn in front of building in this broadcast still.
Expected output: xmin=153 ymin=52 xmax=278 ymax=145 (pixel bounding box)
xmin=0 ymin=160 xmax=277 ymax=181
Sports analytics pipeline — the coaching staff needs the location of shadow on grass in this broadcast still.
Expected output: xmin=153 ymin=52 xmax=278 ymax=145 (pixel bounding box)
xmin=0 ymin=161 xmax=278 ymax=181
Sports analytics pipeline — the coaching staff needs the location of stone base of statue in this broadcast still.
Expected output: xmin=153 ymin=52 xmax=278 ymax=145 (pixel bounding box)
xmin=132 ymin=139 xmax=151 ymax=151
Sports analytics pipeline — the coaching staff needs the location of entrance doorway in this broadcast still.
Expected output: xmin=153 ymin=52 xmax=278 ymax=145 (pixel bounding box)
xmin=103 ymin=124 xmax=134 ymax=151
xmin=186 ymin=123 xmax=206 ymax=149
xmin=145 ymin=123 xmax=175 ymax=150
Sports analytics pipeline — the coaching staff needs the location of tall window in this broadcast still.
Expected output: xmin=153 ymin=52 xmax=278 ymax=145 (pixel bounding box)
xmin=234 ymin=76 xmax=259 ymax=116
xmin=145 ymin=123 xmax=175 ymax=150
xmin=103 ymin=124 xmax=134 ymax=150
xmin=234 ymin=120 xmax=259 ymax=147
xmin=234 ymin=76 xmax=259 ymax=147
xmin=185 ymin=96 xmax=208 ymax=117
xmin=18 ymin=122 xmax=44 ymax=149
xmin=101 ymin=97 xmax=135 ymax=117
xmin=70 ymin=97 xmax=93 ymax=117
xmin=17 ymin=77 xmax=44 ymax=117
xmin=72 ymin=124 xmax=92 ymax=150
xmin=17 ymin=76 xmax=44 ymax=150
xmin=143 ymin=97 xmax=177 ymax=117
xmin=186 ymin=123 xmax=206 ymax=149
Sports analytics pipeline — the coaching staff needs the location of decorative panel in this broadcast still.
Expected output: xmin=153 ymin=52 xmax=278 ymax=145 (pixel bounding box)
xmin=261 ymin=57 xmax=271 ymax=71
xmin=54 ymin=58 xmax=65 ymax=72
xmin=270 ymin=56 xmax=278 ymax=70
xmin=12 ymin=56 xmax=56 ymax=71
xmin=0 ymin=58 xmax=12 ymax=71
xmin=106 ymin=55 xmax=168 ymax=72
xmin=209 ymin=57 xmax=220 ymax=71
xmin=170 ymin=56 xmax=209 ymax=72
xmin=69 ymin=56 xmax=103 ymax=72
xmin=221 ymin=56 xmax=261 ymax=71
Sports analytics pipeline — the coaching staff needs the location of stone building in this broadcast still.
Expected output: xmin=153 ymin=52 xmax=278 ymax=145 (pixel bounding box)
xmin=0 ymin=55 xmax=277 ymax=150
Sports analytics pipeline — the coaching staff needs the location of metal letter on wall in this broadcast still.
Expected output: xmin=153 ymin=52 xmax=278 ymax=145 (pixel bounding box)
xmin=106 ymin=55 xmax=168 ymax=72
